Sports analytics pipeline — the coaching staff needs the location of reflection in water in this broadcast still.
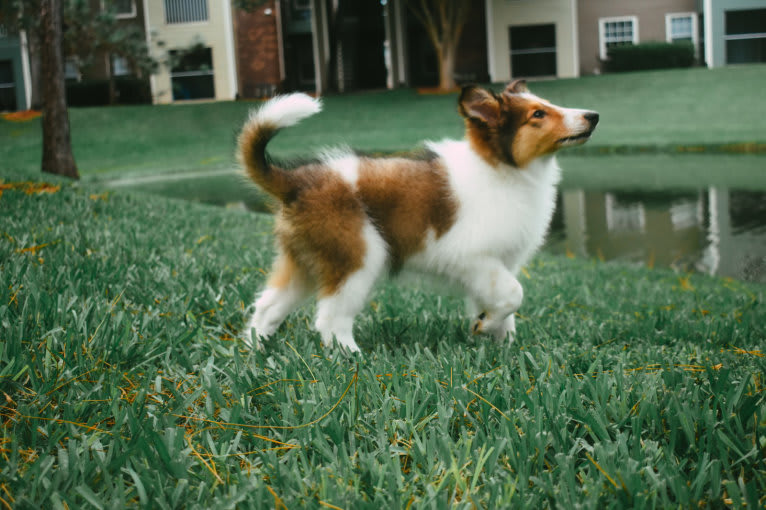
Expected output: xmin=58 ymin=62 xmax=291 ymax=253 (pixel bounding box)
xmin=547 ymin=189 xmax=766 ymax=283
xmin=132 ymin=173 xmax=765 ymax=283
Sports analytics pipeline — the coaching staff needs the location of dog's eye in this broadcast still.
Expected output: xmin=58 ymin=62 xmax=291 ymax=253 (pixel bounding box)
xmin=532 ymin=110 xmax=546 ymax=119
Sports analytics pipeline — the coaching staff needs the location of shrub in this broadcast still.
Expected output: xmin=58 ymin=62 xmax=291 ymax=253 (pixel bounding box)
xmin=605 ymin=42 xmax=696 ymax=72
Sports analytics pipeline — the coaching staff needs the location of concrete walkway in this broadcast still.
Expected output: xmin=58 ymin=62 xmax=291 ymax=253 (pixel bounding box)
xmin=101 ymin=168 xmax=240 ymax=187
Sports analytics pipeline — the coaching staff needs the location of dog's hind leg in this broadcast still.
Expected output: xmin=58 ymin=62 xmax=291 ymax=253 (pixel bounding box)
xmin=245 ymin=253 xmax=310 ymax=349
xmin=314 ymin=222 xmax=387 ymax=353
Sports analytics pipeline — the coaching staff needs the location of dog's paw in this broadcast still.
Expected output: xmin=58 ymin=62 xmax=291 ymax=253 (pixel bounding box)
xmin=470 ymin=311 xmax=489 ymax=335
xmin=471 ymin=312 xmax=516 ymax=344
xmin=242 ymin=326 xmax=265 ymax=351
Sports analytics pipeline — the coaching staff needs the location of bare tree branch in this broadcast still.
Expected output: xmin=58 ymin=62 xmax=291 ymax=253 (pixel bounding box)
xmin=404 ymin=0 xmax=471 ymax=90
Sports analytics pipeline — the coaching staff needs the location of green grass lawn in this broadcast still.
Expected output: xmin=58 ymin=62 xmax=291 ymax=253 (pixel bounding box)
xmin=2 ymin=66 xmax=766 ymax=181
xmin=1 ymin=173 xmax=764 ymax=508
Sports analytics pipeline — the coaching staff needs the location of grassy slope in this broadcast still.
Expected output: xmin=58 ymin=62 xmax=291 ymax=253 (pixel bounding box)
xmin=2 ymin=66 xmax=766 ymax=180
xmin=1 ymin=175 xmax=764 ymax=508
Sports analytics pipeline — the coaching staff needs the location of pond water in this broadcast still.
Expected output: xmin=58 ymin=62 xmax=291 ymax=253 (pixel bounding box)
xmin=547 ymin=188 xmax=766 ymax=283
xmin=205 ymin=187 xmax=766 ymax=284
xmin=111 ymin=170 xmax=766 ymax=284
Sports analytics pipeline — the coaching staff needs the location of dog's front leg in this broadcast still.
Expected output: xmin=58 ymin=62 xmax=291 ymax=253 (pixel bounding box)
xmin=458 ymin=258 xmax=523 ymax=342
xmin=465 ymin=296 xmax=517 ymax=342
xmin=479 ymin=313 xmax=516 ymax=343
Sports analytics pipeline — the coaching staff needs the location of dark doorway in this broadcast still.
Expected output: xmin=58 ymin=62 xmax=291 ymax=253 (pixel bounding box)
xmin=509 ymin=24 xmax=557 ymax=78
xmin=334 ymin=0 xmax=387 ymax=91
xmin=284 ymin=33 xmax=316 ymax=91
xmin=282 ymin=0 xmax=315 ymax=92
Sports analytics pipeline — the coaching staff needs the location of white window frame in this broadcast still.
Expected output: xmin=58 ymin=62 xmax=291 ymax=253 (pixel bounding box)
xmin=666 ymin=12 xmax=698 ymax=49
xmin=100 ymin=0 xmax=137 ymax=19
xmin=111 ymin=55 xmax=130 ymax=76
xmin=599 ymin=16 xmax=639 ymax=61
xmin=115 ymin=0 xmax=137 ymax=19
xmin=64 ymin=57 xmax=81 ymax=81
xmin=669 ymin=198 xmax=701 ymax=231
xmin=605 ymin=193 xmax=646 ymax=233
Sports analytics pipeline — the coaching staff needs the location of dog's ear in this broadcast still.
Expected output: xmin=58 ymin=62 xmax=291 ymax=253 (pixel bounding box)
xmin=458 ymin=86 xmax=500 ymax=125
xmin=504 ymin=79 xmax=529 ymax=95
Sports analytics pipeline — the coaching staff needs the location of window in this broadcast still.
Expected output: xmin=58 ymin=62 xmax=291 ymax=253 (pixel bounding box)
xmin=666 ymin=12 xmax=698 ymax=47
xmin=599 ymin=16 xmax=638 ymax=60
xmin=0 ymin=60 xmax=16 ymax=111
xmin=509 ymin=24 xmax=557 ymax=78
xmin=112 ymin=56 xmax=130 ymax=76
xmin=170 ymin=46 xmax=215 ymax=100
xmin=605 ymin=193 xmax=645 ymax=233
xmin=164 ymin=0 xmax=208 ymax=24
xmin=64 ymin=58 xmax=81 ymax=81
xmin=669 ymin=199 xmax=701 ymax=231
xmin=724 ymin=9 xmax=766 ymax=64
xmin=289 ymin=0 xmax=311 ymax=22
xmin=102 ymin=0 xmax=136 ymax=18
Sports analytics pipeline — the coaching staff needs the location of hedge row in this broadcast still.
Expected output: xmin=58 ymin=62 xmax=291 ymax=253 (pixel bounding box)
xmin=606 ymin=42 xmax=696 ymax=73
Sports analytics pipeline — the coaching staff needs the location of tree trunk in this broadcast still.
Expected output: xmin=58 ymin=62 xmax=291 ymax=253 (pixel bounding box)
xmin=39 ymin=0 xmax=79 ymax=179
xmin=438 ymin=43 xmax=457 ymax=91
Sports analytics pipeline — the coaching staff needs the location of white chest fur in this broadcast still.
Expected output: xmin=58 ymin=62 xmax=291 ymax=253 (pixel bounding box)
xmin=407 ymin=140 xmax=561 ymax=276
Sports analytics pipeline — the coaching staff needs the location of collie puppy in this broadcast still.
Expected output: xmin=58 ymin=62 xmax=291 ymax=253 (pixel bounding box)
xmin=239 ymin=80 xmax=598 ymax=352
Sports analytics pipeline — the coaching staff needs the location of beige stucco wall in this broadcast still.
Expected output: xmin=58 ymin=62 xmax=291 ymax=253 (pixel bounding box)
xmin=578 ymin=0 xmax=698 ymax=75
xmin=143 ymin=0 xmax=237 ymax=103
xmin=486 ymin=0 xmax=579 ymax=82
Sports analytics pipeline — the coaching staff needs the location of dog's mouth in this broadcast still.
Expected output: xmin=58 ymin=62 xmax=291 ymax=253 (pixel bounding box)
xmin=557 ymin=130 xmax=594 ymax=147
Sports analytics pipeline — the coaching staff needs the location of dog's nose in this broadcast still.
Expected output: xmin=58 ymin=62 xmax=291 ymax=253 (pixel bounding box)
xmin=585 ymin=112 xmax=599 ymax=127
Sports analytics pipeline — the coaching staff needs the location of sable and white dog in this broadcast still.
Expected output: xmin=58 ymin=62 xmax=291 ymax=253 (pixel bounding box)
xmin=239 ymin=80 xmax=598 ymax=352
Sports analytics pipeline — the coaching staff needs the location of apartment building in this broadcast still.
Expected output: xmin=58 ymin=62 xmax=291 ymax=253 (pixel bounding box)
xmin=64 ymin=0 xmax=149 ymax=82
xmin=702 ymin=0 xmax=766 ymax=68
xmin=126 ymin=0 xmax=766 ymax=103
xmin=577 ymin=0 xmax=700 ymax=75
xmin=483 ymin=0 xmax=765 ymax=80
xmin=235 ymin=0 xmax=283 ymax=98
xmin=143 ymin=0 xmax=238 ymax=103
xmin=0 ymin=27 xmax=31 ymax=111
xmin=4 ymin=0 xmax=765 ymax=111
xmin=485 ymin=0 xmax=580 ymax=82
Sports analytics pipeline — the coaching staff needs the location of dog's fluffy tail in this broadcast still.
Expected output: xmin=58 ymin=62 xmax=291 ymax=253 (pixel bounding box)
xmin=238 ymin=93 xmax=321 ymax=201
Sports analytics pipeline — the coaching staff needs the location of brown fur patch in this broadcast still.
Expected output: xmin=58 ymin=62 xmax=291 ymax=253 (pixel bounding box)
xmin=267 ymin=251 xmax=302 ymax=289
xmin=509 ymin=100 xmax=571 ymax=168
xmin=459 ymin=86 xmax=524 ymax=167
xmin=273 ymin=164 xmax=366 ymax=296
xmin=267 ymin=153 xmax=458 ymax=296
xmin=356 ymin=155 xmax=457 ymax=270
